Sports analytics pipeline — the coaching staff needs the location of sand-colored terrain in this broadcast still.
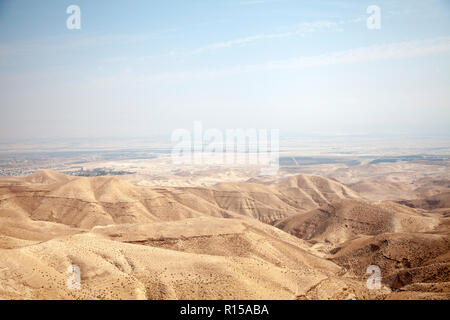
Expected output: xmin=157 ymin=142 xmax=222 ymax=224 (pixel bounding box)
xmin=0 ymin=170 xmax=448 ymax=300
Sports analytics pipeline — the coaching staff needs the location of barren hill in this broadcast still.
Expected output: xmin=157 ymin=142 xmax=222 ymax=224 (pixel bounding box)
xmin=0 ymin=171 xmax=359 ymax=228
xmin=0 ymin=170 xmax=448 ymax=300
xmin=329 ymin=231 xmax=450 ymax=299
xmin=397 ymin=192 xmax=450 ymax=211
xmin=275 ymin=199 xmax=440 ymax=245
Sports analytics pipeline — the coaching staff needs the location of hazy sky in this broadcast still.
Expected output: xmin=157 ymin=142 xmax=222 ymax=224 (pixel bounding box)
xmin=0 ymin=0 xmax=450 ymax=140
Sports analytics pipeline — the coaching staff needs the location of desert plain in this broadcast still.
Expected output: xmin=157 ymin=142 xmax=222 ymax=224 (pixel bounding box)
xmin=0 ymin=137 xmax=449 ymax=300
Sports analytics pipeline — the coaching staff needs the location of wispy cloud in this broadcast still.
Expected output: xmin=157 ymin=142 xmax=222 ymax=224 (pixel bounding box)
xmin=262 ymin=36 xmax=450 ymax=70
xmin=188 ymin=18 xmax=360 ymax=55
xmin=101 ymin=19 xmax=351 ymax=62
xmin=239 ymin=0 xmax=277 ymax=5
xmin=189 ymin=31 xmax=303 ymax=55
xmin=101 ymin=36 xmax=450 ymax=85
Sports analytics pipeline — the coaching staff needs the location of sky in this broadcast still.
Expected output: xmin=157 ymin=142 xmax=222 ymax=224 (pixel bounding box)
xmin=0 ymin=0 xmax=450 ymax=140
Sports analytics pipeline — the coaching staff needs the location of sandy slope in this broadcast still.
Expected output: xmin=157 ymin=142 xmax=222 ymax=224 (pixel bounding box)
xmin=329 ymin=231 xmax=450 ymax=299
xmin=0 ymin=172 xmax=360 ymax=229
xmin=275 ymin=194 xmax=450 ymax=299
xmin=397 ymin=192 xmax=450 ymax=211
xmin=0 ymin=170 xmax=448 ymax=300
xmin=275 ymin=199 xmax=440 ymax=245
xmin=0 ymin=215 xmax=375 ymax=300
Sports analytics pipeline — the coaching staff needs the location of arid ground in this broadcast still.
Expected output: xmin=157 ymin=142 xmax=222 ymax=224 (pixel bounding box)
xmin=1 ymin=0 xmax=450 ymax=303
xmin=0 ymin=160 xmax=449 ymax=300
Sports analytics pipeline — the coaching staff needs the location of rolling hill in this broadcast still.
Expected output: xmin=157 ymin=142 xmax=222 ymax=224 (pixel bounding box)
xmin=0 ymin=170 xmax=448 ymax=300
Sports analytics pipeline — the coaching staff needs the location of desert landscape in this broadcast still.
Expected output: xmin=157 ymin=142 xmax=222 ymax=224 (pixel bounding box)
xmin=1 ymin=0 xmax=449 ymax=303
xmin=0 ymin=151 xmax=449 ymax=300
